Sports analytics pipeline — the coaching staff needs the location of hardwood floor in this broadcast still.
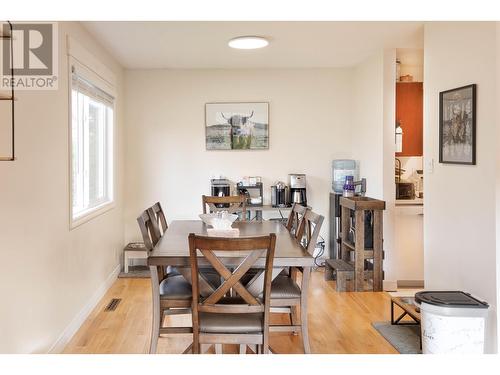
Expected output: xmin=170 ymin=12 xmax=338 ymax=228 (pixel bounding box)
xmin=63 ymin=269 xmax=398 ymax=354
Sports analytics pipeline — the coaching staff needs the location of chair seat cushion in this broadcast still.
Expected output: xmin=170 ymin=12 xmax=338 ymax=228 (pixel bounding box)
xmin=200 ymin=268 xmax=222 ymax=288
xmin=166 ymin=266 xmax=181 ymax=277
xmin=199 ymin=312 xmax=263 ymax=334
xmin=270 ymin=275 xmax=301 ymax=299
xmin=159 ymin=275 xmax=192 ymax=300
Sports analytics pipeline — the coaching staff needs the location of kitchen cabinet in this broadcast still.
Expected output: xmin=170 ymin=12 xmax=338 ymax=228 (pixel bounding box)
xmin=394 ymin=203 xmax=424 ymax=285
xmin=396 ymin=82 xmax=423 ymax=157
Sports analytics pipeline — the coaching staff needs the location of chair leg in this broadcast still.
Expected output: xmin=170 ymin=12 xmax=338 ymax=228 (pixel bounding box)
xmin=124 ymin=252 xmax=129 ymax=273
xmin=149 ymin=266 xmax=161 ymax=354
xmin=193 ymin=333 xmax=200 ymax=354
xmin=300 ymin=267 xmax=311 ymax=354
xmin=239 ymin=344 xmax=246 ymax=354
xmin=290 ymin=306 xmax=300 ymax=335
xmin=214 ymin=343 xmax=222 ymax=354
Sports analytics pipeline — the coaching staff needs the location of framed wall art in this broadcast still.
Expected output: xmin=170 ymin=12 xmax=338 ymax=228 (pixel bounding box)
xmin=439 ymin=84 xmax=476 ymax=165
xmin=205 ymin=102 xmax=269 ymax=150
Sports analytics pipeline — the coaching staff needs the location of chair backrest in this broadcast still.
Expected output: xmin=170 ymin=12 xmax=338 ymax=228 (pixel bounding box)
xmin=286 ymin=203 xmax=309 ymax=236
xmin=296 ymin=209 xmax=324 ymax=256
xmin=202 ymin=194 xmax=247 ymax=220
xmin=148 ymin=201 xmax=168 ymax=236
xmin=137 ymin=209 xmax=160 ymax=251
xmin=188 ymin=233 xmax=276 ymax=323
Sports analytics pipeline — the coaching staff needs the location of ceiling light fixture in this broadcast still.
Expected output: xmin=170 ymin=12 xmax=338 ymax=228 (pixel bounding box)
xmin=228 ymin=36 xmax=269 ymax=50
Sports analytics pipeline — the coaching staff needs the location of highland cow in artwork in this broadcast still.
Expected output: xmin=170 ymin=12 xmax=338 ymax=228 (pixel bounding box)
xmin=205 ymin=102 xmax=269 ymax=150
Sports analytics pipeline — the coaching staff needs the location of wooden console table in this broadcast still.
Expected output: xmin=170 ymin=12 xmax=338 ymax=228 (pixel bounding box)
xmin=325 ymin=196 xmax=385 ymax=292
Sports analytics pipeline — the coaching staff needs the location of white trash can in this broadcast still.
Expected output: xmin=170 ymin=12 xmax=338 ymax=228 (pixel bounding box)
xmin=415 ymin=291 xmax=489 ymax=354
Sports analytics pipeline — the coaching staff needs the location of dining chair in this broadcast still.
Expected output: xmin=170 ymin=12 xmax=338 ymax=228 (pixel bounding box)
xmin=137 ymin=209 xmax=194 ymax=354
xmin=286 ymin=203 xmax=308 ymax=236
xmin=269 ymin=209 xmax=324 ymax=354
xmin=202 ymin=194 xmax=247 ymax=221
xmin=188 ymin=233 xmax=276 ymax=354
xmin=149 ymin=201 xmax=168 ymax=235
xmin=147 ymin=202 xmax=180 ymax=277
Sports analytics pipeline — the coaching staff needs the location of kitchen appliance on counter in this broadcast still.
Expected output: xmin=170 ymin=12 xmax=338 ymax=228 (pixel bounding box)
xmin=237 ymin=179 xmax=263 ymax=207
xmin=271 ymin=181 xmax=291 ymax=208
xmin=289 ymin=174 xmax=307 ymax=207
xmin=396 ymin=182 xmax=415 ymax=200
xmin=210 ymin=178 xmax=231 ymax=208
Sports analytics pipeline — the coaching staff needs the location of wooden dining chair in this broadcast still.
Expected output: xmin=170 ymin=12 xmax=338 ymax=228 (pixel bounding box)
xmin=137 ymin=209 xmax=194 ymax=354
xmin=149 ymin=201 xmax=168 ymax=235
xmin=202 ymin=194 xmax=247 ymax=221
xmin=286 ymin=203 xmax=308 ymax=236
xmin=269 ymin=209 xmax=324 ymax=354
xmin=188 ymin=233 xmax=276 ymax=354
xmin=147 ymin=202 xmax=179 ymax=277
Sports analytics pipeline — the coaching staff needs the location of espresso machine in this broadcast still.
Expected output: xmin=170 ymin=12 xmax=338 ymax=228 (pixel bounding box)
xmin=289 ymin=174 xmax=307 ymax=207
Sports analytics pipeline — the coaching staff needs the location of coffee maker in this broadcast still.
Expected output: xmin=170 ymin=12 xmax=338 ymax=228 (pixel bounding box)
xmin=271 ymin=181 xmax=291 ymax=208
xmin=210 ymin=178 xmax=231 ymax=208
xmin=289 ymin=174 xmax=307 ymax=207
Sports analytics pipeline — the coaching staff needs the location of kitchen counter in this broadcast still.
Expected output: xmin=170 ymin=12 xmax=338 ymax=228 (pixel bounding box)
xmin=396 ymin=198 xmax=423 ymax=206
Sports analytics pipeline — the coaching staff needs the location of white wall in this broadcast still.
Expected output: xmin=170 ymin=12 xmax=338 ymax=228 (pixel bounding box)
xmin=496 ymin=21 xmax=500 ymax=355
xmin=424 ymin=22 xmax=497 ymax=353
xmin=352 ymin=52 xmax=384 ymax=199
xmin=0 ymin=22 xmax=124 ymax=353
xmin=351 ymin=50 xmax=396 ymax=285
xmin=123 ymin=69 xmax=354 ymax=245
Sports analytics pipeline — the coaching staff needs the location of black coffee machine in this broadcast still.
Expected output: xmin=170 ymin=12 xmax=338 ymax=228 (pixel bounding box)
xmin=289 ymin=174 xmax=307 ymax=207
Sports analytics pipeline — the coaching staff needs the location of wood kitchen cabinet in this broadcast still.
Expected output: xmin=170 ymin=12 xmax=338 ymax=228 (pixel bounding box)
xmin=396 ymin=82 xmax=423 ymax=156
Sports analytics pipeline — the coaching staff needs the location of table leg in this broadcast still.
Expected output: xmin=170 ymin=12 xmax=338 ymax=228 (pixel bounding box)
xmin=246 ymin=267 xmax=284 ymax=297
xmin=177 ymin=267 xmax=215 ymax=297
xmin=149 ymin=265 xmax=160 ymax=354
xmin=300 ymin=266 xmax=311 ymax=354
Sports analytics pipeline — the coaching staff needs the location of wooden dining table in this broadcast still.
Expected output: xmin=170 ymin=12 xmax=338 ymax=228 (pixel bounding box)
xmin=147 ymin=219 xmax=314 ymax=352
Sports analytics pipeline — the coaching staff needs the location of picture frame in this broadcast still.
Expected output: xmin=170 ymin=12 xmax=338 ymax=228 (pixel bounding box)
xmin=205 ymin=102 xmax=269 ymax=150
xmin=439 ymin=84 xmax=476 ymax=165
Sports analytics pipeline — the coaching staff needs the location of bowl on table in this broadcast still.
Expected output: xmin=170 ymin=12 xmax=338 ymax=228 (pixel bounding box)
xmin=199 ymin=212 xmax=238 ymax=229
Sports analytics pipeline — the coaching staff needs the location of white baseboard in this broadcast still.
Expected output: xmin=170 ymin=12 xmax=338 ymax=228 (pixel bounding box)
xmin=48 ymin=263 xmax=121 ymax=353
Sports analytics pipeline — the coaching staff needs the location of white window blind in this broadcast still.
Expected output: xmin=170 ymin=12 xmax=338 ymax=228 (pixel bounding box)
xmin=71 ymin=64 xmax=114 ymax=223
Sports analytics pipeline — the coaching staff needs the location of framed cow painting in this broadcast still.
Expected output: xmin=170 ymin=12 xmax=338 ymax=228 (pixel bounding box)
xmin=205 ymin=102 xmax=269 ymax=150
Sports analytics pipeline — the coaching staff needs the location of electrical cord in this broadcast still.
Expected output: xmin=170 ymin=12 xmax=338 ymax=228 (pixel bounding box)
xmin=313 ymin=235 xmax=326 ymax=268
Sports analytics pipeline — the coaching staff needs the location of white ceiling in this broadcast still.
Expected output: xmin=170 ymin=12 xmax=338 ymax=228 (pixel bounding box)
xmin=82 ymin=21 xmax=424 ymax=69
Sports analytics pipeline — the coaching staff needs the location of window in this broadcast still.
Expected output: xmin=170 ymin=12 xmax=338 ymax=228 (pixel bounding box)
xmin=70 ymin=64 xmax=114 ymax=226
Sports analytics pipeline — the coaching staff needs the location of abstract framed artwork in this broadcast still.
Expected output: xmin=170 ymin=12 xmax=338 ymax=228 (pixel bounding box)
xmin=205 ymin=102 xmax=269 ymax=150
xmin=439 ymin=84 xmax=476 ymax=165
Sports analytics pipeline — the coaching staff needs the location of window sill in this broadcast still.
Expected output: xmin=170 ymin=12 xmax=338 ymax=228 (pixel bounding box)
xmin=70 ymin=200 xmax=115 ymax=229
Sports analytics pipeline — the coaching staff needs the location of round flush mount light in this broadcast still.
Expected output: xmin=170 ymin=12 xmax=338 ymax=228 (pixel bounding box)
xmin=228 ymin=36 xmax=269 ymax=50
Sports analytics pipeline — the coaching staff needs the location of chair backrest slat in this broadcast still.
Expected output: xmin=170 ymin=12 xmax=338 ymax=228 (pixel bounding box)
xmin=286 ymin=203 xmax=308 ymax=236
xmin=188 ymin=234 xmax=276 ymax=316
xmin=296 ymin=210 xmax=324 ymax=256
xmin=148 ymin=202 xmax=168 ymax=235
xmin=137 ymin=210 xmax=159 ymax=251
xmin=202 ymin=195 xmax=247 ymax=220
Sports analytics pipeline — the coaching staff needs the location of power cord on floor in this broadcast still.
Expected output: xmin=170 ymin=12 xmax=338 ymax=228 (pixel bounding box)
xmin=314 ymin=235 xmax=326 ymax=268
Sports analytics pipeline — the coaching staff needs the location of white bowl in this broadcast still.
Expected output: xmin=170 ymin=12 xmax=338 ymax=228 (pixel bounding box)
xmin=199 ymin=213 xmax=238 ymax=227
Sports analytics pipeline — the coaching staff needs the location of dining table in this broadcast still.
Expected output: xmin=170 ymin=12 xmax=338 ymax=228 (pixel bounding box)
xmin=147 ymin=219 xmax=314 ymax=353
